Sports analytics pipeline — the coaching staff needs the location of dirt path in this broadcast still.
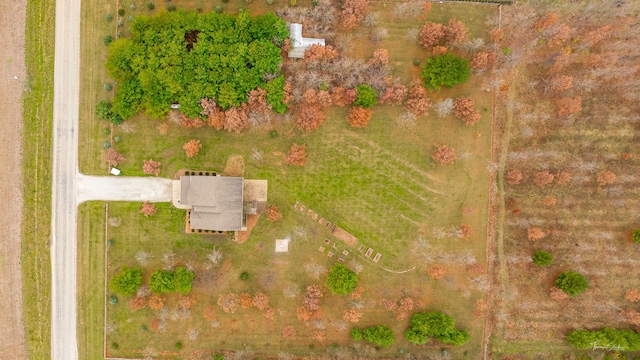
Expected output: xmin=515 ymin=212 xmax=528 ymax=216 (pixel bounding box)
xmin=0 ymin=1 xmax=29 ymax=359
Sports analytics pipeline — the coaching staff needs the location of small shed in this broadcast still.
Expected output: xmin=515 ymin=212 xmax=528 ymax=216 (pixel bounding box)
xmin=288 ymin=23 xmax=325 ymax=59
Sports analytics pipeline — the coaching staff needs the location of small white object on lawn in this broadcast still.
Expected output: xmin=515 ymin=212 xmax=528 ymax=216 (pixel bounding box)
xmin=275 ymin=238 xmax=289 ymax=253
xmin=110 ymin=168 xmax=121 ymax=176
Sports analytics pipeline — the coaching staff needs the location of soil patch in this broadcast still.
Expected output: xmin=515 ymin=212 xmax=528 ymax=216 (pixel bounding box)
xmin=223 ymin=155 xmax=244 ymax=177
xmin=0 ymin=1 xmax=28 ymax=358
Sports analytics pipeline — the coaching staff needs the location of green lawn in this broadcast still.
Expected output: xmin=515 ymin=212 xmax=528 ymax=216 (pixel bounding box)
xmin=77 ymin=1 xmax=496 ymax=358
xmin=22 ymin=0 xmax=56 ymax=358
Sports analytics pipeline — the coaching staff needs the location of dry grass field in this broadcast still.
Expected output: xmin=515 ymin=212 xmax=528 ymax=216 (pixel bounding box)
xmin=487 ymin=2 xmax=640 ymax=358
xmin=76 ymin=0 xmax=501 ymax=359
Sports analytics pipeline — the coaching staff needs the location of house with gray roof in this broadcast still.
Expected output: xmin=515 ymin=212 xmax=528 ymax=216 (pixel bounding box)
xmin=174 ymin=175 xmax=267 ymax=232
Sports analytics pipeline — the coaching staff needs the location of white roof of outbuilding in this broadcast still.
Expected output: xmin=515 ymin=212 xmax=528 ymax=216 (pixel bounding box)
xmin=288 ymin=23 xmax=325 ymax=59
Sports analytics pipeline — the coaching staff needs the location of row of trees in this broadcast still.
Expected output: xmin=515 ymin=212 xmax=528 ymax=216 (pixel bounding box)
xmin=106 ymin=10 xmax=289 ymax=119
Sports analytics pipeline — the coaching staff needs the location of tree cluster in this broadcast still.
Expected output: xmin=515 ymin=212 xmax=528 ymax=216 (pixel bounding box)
xmin=351 ymin=325 xmax=395 ymax=347
xmin=567 ymin=328 xmax=640 ymax=351
xmin=405 ymin=84 xmax=432 ymax=116
xmin=106 ymin=11 xmax=289 ymax=119
xmin=418 ymin=18 xmax=469 ymax=50
xmin=297 ymin=285 xmax=323 ymax=321
xmin=404 ymin=311 xmax=469 ymax=346
xmin=341 ymin=0 xmax=370 ymax=30
xmin=149 ymin=266 xmax=196 ymax=295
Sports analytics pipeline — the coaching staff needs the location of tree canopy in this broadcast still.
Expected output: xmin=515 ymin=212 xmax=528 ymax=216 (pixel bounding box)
xmin=567 ymin=328 xmax=640 ymax=351
xmin=106 ymin=10 xmax=289 ymax=119
xmin=421 ymin=52 xmax=470 ymax=91
xmin=532 ymin=250 xmax=553 ymax=266
xmin=109 ymin=266 xmax=143 ymax=296
xmin=404 ymin=311 xmax=469 ymax=346
xmin=362 ymin=325 xmax=396 ymax=347
xmin=326 ymin=263 xmax=358 ymax=295
xmin=353 ymin=84 xmax=378 ymax=108
xmin=149 ymin=266 xmax=195 ymax=294
xmin=554 ymin=271 xmax=588 ymax=297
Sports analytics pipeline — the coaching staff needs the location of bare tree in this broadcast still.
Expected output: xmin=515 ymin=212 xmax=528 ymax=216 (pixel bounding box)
xmin=207 ymin=247 xmax=223 ymax=267
xmin=434 ymin=98 xmax=454 ymax=117
xmin=304 ymin=263 xmax=327 ymax=279
xmin=135 ymin=250 xmax=152 ymax=266
xmin=162 ymin=252 xmax=176 ymax=270
xmin=283 ymin=282 xmax=301 ymax=298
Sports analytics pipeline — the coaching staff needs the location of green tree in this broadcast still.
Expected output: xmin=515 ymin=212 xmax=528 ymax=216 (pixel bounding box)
xmin=95 ymin=101 xmax=113 ymax=120
xmin=362 ymin=325 xmax=395 ymax=347
xmin=264 ymin=75 xmax=287 ymax=114
xmin=532 ymin=250 xmax=553 ymax=266
xmin=632 ymin=229 xmax=640 ymax=243
xmin=353 ymin=84 xmax=378 ymax=108
xmin=421 ymin=52 xmax=470 ymax=91
xmin=326 ymin=263 xmax=358 ymax=295
xmin=404 ymin=311 xmax=469 ymax=346
xmin=150 ymin=270 xmax=175 ymax=294
xmin=108 ymin=266 xmax=142 ymax=296
xmin=555 ymin=271 xmax=589 ymax=297
xmin=173 ymin=267 xmax=195 ymax=294
xmin=350 ymin=328 xmax=363 ymax=341
xmin=567 ymin=328 xmax=640 ymax=351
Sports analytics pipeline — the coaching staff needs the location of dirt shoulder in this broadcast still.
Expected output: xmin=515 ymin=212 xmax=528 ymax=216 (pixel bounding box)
xmin=0 ymin=1 xmax=28 ymax=359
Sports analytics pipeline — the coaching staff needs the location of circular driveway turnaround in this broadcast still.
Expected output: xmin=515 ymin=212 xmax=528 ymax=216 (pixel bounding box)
xmin=76 ymin=175 xmax=173 ymax=204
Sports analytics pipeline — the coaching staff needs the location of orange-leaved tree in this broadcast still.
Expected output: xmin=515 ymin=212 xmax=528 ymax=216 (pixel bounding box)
xmin=285 ymin=144 xmax=307 ymax=167
xmin=183 ymin=139 xmax=202 ymax=158
xmin=347 ymin=106 xmax=373 ymax=128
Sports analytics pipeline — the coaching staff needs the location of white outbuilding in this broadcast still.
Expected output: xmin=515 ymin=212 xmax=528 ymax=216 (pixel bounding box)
xmin=288 ymin=23 xmax=325 ymax=59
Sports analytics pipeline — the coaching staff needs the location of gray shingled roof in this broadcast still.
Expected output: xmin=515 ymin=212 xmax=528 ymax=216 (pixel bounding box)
xmin=180 ymin=176 xmax=244 ymax=231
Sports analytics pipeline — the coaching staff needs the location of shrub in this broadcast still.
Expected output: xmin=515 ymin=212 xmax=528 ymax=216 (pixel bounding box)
xmin=175 ymin=342 xmax=182 ymax=349
xmin=351 ymin=328 xmax=363 ymax=341
xmin=167 ymin=4 xmax=177 ymax=11
xmin=431 ymin=145 xmax=457 ymax=166
xmin=362 ymin=325 xmax=395 ymax=347
xmin=106 ymin=14 xmax=113 ymax=22
xmin=147 ymin=3 xmax=155 ymax=10
xmin=111 ymin=342 xmax=119 ymax=349
xmin=118 ymin=8 xmax=125 ymax=16
xmin=215 ymin=5 xmax=222 ymax=13
xmin=95 ymin=100 xmax=113 ymax=120
xmin=326 ymin=263 xmax=358 ymax=295
xmin=532 ymin=250 xmax=553 ymax=266
xmin=240 ymin=271 xmax=250 ymax=280
xmin=347 ymin=107 xmax=373 ymax=128
xmin=404 ymin=311 xmax=469 ymax=346
xmin=555 ymin=271 xmax=589 ymax=297
xmin=109 ymin=296 xmax=118 ymax=305
xmin=353 ymin=84 xmax=378 ymax=108
xmin=104 ymin=35 xmax=114 ymax=45
xmin=633 ymin=229 xmax=640 ymax=244
xmin=150 ymin=270 xmax=175 ymax=294
xmin=567 ymin=328 xmax=640 ymax=351
xmin=104 ymin=83 xmax=112 ymax=91
xmin=173 ymin=266 xmax=196 ymax=294
xmin=109 ymin=266 xmax=143 ymax=296
xmin=421 ymin=53 xmax=470 ymax=91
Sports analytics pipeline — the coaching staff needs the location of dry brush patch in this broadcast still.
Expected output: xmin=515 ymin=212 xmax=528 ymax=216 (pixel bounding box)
xmin=494 ymin=1 xmax=640 ymax=350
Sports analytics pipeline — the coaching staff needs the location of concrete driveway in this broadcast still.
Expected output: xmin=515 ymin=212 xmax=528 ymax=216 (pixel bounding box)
xmin=76 ymin=175 xmax=173 ymax=204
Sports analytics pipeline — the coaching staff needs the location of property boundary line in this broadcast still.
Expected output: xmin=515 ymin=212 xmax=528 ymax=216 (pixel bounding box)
xmin=103 ymin=203 xmax=108 ymax=359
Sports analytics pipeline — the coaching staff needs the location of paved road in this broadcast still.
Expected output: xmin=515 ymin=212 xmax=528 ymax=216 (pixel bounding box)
xmin=51 ymin=0 xmax=80 ymax=358
xmin=76 ymin=175 xmax=173 ymax=204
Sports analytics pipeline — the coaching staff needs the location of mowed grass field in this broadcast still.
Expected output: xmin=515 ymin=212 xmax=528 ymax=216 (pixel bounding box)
xmin=77 ymin=0 xmax=497 ymax=358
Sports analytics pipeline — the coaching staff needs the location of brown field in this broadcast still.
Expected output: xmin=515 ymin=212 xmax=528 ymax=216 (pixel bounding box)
xmin=487 ymin=2 xmax=640 ymax=358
